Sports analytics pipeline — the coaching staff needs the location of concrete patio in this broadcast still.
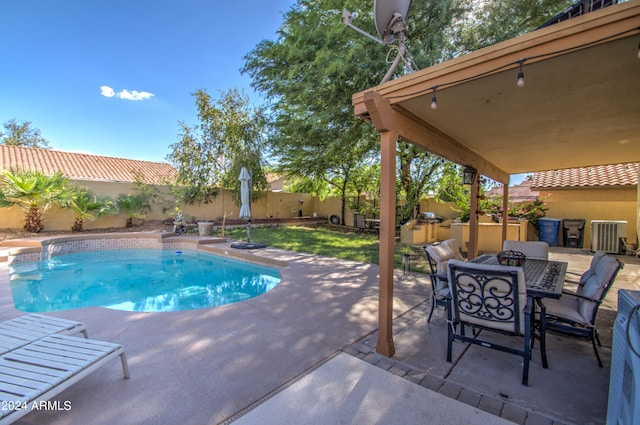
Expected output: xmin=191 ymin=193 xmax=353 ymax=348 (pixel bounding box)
xmin=0 ymin=239 xmax=638 ymax=425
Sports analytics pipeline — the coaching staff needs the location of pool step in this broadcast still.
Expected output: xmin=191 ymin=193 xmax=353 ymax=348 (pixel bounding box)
xmin=0 ymin=249 xmax=9 ymax=263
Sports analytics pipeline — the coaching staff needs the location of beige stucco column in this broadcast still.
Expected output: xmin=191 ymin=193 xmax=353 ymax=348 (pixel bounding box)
xmin=467 ymin=175 xmax=480 ymax=259
xmin=376 ymin=129 xmax=398 ymax=357
xmin=502 ymin=184 xmax=509 ymax=242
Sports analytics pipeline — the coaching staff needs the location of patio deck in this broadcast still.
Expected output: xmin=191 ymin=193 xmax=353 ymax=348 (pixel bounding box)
xmin=0 ymin=240 xmax=637 ymax=425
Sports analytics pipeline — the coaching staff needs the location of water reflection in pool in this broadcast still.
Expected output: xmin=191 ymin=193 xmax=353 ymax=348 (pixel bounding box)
xmin=9 ymin=249 xmax=280 ymax=312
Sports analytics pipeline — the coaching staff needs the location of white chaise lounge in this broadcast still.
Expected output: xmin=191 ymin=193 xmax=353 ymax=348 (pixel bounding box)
xmin=0 ymin=314 xmax=88 ymax=355
xmin=0 ymin=334 xmax=129 ymax=424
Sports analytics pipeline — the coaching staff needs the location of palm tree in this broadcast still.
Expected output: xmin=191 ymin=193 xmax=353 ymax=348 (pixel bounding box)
xmin=0 ymin=169 xmax=76 ymax=232
xmin=62 ymin=189 xmax=119 ymax=232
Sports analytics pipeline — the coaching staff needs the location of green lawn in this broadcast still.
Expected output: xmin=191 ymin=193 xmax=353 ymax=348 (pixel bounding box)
xmin=224 ymin=225 xmax=427 ymax=271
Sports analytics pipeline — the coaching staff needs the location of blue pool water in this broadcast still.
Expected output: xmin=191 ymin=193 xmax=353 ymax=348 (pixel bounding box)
xmin=8 ymin=249 xmax=280 ymax=312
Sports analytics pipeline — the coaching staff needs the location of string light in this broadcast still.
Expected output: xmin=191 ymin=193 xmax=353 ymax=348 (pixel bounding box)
xmin=383 ymin=28 xmax=639 ymax=102
xmin=517 ymin=58 xmax=525 ymax=88
xmin=430 ymin=86 xmax=437 ymax=109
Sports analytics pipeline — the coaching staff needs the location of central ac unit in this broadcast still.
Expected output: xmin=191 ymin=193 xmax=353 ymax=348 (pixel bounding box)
xmin=591 ymin=220 xmax=627 ymax=253
xmin=607 ymin=289 xmax=640 ymax=425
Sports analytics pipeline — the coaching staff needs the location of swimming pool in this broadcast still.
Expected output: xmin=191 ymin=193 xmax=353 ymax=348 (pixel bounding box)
xmin=8 ymin=249 xmax=281 ymax=312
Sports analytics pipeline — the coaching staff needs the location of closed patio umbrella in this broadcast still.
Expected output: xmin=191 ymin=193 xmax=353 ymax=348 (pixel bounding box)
xmin=239 ymin=167 xmax=251 ymax=242
xmin=231 ymin=167 xmax=265 ymax=249
xmin=239 ymin=167 xmax=251 ymax=220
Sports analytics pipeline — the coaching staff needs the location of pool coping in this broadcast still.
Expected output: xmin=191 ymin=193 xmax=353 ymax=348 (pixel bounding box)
xmin=2 ymin=232 xmax=290 ymax=268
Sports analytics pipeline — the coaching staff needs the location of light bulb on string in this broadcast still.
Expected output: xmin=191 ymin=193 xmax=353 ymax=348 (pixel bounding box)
xmin=516 ymin=58 xmax=525 ymax=88
xmin=430 ymin=86 xmax=437 ymax=110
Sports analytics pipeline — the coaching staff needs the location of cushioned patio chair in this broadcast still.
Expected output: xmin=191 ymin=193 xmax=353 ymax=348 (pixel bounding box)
xmin=447 ymin=259 xmax=547 ymax=385
xmin=502 ymin=240 xmax=549 ymax=260
xmin=542 ymin=253 xmax=623 ymax=367
xmin=0 ymin=334 xmax=129 ymax=424
xmin=0 ymin=314 xmax=88 ymax=355
xmin=423 ymin=239 xmax=464 ymax=322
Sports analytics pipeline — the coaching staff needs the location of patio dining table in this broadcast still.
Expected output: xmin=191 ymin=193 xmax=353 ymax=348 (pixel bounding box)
xmin=470 ymin=254 xmax=568 ymax=299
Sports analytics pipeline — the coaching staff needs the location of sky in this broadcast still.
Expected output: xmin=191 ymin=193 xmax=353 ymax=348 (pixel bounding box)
xmin=1 ymin=0 xmax=530 ymax=186
xmin=1 ymin=0 xmax=295 ymax=163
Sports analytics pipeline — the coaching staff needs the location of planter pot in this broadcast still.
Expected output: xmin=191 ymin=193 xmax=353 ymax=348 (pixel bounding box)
xmin=197 ymin=222 xmax=214 ymax=236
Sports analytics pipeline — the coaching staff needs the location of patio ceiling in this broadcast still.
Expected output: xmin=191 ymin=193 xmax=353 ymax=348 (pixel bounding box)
xmin=352 ymin=1 xmax=640 ymax=184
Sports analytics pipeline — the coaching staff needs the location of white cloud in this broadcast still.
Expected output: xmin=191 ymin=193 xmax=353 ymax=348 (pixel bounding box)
xmin=100 ymin=86 xmax=155 ymax=101
xmin=118 ymin=89 xmax=155 ymax=101
xmin=100 ymin=85 xmax=115 ymax=97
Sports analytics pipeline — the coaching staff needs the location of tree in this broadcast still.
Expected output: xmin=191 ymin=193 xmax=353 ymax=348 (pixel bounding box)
xmin=166 ymin=88 xmax=269 ymax=206
xmin=115 ymin=175 xmax=161 ymax=227
xmin=346 ymin=162 xmax=380 ymax=214
xmin=62 ymin=188 xmax=118 ymax=232
xmin=243 ymin=0 xmax=572 ymax=224
xmin=116 ymin=193 xmax=151 ymax=228
xmin=1 ymin=119 xmax=51 ymax=148
xmin=396 ymin=143 xmax=445 ymax=222
xmin=242 ymin=0 xmax=465 ymax=224
xmin=452 ymin=0 xmax=575 ymax=54
xmin=0 ymin=169 xmax=75 ymax=232
xmin=436 ymin=162 xmax=471 ymax=222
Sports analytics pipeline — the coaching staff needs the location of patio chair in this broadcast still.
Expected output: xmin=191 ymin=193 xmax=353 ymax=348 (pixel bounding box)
xmin=423 ymin=239 xmax=464 ymax=322
xmin=447 ymin=259 xmax=546 ymax=385
xmin=0 ymin=334 xmax=129 ymax=424
xmin=502 ymin=240 xmax=549 ymax=260
xmin=542 ymin=253 xmax=623 ymax=367
xmin=0 ymin=314 xmax=88 ymax=355
xmin=564 ymin=250 xmax=607 ymax=285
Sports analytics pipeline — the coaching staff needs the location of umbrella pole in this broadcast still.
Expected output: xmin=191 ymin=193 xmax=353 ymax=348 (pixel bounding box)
xmin=247 ymin=219 xmax=251 ymax=243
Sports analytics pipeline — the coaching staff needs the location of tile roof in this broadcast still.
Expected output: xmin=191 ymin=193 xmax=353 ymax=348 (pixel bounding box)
xmin=0 ymin=145 xmax=178 ymax=185
xmin=531 ymin=163 xmax=639 ymax=188
xmin=485 ymin=178 xmax=539 ymax=202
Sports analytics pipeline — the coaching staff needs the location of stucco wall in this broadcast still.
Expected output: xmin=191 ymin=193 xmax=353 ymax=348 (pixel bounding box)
xmin=419 ymin=200 xmax=459 ymax=220
xmin=2 ymin=178 xmax=637 ymax=250
xmin=0 ymin=179 xmax=340 ymax=231
xmin=538 ymin=186 xmax=638 ymax=248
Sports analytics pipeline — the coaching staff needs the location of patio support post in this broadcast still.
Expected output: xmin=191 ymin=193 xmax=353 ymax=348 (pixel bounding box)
xmin=376 ymin=129 xmax=398 ymax=357
xmin=502 ymin=184 xmax=509 ymax=242
xmin=468 ymin=174 xmax=480 ymax=259
xmin=361 ymin=90 xmax=398 ymax=357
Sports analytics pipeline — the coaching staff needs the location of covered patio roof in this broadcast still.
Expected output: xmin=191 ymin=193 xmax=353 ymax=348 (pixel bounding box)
xmin=351 ymin=1 xmax=640 ymax=357
xmin=353 ymin=1 xmax=640 ymax=183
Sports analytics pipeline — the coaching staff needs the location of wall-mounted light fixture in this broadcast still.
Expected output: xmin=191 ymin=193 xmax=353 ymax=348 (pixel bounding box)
xmin=462 ymin=166 xmax=477 ymax=185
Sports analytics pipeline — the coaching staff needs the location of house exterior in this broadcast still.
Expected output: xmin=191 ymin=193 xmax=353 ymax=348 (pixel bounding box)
xmin=0 ymin=144 xmax=178 ymax=185
xmin=0 ymin=145 xmax=335 ymax=230
xmin=0 ymin=145 xmax=180 ymax=230
xmin=485 ymin=177 xmax=539 ymax=203
xmin=532 ymin=162 xmax=639 ymax=249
